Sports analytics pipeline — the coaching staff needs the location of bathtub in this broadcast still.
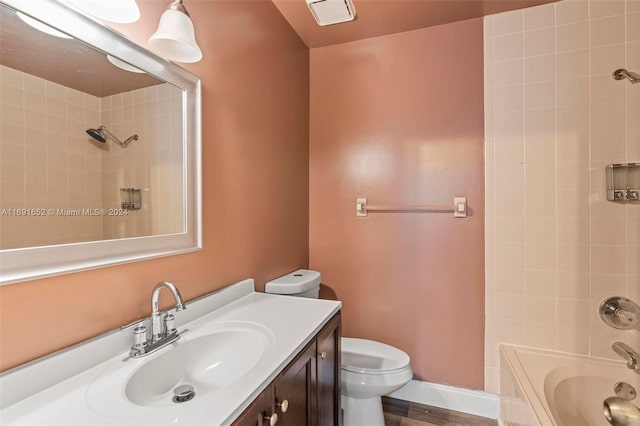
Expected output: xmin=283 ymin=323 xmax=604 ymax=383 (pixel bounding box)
xmin=499 ymin=344 xmax=640 ymax=426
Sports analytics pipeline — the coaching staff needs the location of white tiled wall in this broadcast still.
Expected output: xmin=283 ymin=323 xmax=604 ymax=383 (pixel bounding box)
xmin=485 ymin=0 xmax=640 ymax=394
xmin=0 ymin=64 xmax=103 ymax=248
xmin=0 ymin=64 xmax=183 ymax=248
xmin=100 ymin=83 xmax=183 ymax=240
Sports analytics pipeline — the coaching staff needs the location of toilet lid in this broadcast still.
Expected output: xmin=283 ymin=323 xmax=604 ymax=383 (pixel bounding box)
xmin=341 ymin=338 xmax=410 ymax=375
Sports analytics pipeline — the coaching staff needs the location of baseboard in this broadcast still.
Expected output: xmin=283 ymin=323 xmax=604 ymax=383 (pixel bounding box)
xmin=388 ymin=379 xmax=500 ymax=420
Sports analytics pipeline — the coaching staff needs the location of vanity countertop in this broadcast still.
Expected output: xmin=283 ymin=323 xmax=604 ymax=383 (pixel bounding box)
xmin=0 ymin=279 xmax=341 ymax=426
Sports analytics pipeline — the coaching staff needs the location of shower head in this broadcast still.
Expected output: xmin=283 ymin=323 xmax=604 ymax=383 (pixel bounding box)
xmin=86 ymin=126 xmax=107 ymax=143
xmin=613 ymin=68 xmax=640 ymax=84
xmin=86 ymin=125 xmax=138 ymax=147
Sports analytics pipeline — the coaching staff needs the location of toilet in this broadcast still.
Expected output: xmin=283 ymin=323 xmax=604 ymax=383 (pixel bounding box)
xmin=265 ymin=270 xmax=413 ymax=426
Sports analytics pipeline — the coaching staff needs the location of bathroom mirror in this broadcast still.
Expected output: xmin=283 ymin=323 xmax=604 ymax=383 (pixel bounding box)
xmin=0 ymin=0 xmax=202 ymax=284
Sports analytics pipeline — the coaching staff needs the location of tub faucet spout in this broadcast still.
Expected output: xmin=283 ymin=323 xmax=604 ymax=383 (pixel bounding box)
xmin=613 ymin=342 xmax=639 ymax=370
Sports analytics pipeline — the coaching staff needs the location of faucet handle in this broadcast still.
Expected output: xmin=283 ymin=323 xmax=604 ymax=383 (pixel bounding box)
xmin=164 ymin=313 xmax=177 ymax=335
xmin=600 ymin=297 xmax=640 ymax=330
xmin=132 ymin=325 xmax=148 ymax=349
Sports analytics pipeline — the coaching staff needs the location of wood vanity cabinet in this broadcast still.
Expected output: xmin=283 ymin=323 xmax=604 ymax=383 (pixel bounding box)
xmin=316 ymin=315 xmax=341 ymax=426
xmin=232 ymin=312 xmax=341 ymax=426
xmin=233 ymin=387 xmax=274 ymax=426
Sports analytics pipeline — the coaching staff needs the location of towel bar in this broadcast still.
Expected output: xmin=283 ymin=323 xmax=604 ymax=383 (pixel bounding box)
xmin=356 ymin=197 xmax=467 ymax=218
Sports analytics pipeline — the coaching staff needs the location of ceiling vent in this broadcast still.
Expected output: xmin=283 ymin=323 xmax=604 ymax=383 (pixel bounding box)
xmin=305 ymin=0 xmax=356 ymax=26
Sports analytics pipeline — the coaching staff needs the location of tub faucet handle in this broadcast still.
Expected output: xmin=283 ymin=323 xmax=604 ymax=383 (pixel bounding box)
xmin=599 ymin=297 xmax=640 ymax=330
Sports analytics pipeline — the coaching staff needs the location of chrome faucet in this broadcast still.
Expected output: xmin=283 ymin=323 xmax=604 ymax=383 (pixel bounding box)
xmin=612 ymin=342 xmax=639 ymax=370
xmin=151 ymin=281 xmax=186 ymax=341
xmin=129 ymin=281 xmax=187 ymax=358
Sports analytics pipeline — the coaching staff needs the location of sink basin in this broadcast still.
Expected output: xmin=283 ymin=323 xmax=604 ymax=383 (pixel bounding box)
xmin=126 ymin=327 xmax=271 ymax=407
xmin=86 ymin=321 xmax=275 ymax=415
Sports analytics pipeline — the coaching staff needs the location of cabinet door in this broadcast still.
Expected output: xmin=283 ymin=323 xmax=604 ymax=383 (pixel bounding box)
xmin=317 ymin=313 xmax=341 ymax=426
xmin=273 ymin=343 xmax=317 ymax=426
xmin=233 ymin=386 xmax=274 ymax=426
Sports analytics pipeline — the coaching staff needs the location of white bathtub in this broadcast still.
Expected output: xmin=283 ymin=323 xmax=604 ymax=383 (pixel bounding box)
xmin=499 ymin=344 xmax=640 ymax=426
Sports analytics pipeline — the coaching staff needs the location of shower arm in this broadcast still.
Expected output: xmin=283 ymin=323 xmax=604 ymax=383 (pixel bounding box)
xmin=99 ymin=125 xmax=139 ymax=147
xmin=613 ymin=68 xmax=640 ymax=84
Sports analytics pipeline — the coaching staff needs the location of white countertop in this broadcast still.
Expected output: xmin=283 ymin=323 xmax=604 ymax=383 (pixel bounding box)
xmin=0 ymin=279 xmax=341 ymax=426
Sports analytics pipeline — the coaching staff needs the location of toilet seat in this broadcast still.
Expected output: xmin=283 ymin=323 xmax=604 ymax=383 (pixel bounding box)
xmin=341 ymin=338 xmax=410 ymax=375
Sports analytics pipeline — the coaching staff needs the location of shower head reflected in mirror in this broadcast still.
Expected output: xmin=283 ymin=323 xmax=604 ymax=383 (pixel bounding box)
xmin=86 ymin=127 xmax=107 ymax=143
xmin=613 ymin=68 xmax=640 ymax=84
xmin=86 ymin=125 xmax=138 ymax=147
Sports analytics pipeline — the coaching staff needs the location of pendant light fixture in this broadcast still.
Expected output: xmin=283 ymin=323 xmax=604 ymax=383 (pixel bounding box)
xmin=62 ymin=0 xmax=140 ymax=23
xmin=148 ymin=0 xmax=202 ymax=63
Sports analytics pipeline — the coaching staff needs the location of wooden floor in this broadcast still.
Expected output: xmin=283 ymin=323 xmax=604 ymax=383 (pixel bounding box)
xmin=382 ymin=397 xmax=498 ymax=426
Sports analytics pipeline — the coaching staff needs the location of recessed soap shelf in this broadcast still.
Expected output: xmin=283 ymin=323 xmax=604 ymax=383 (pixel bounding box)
xmin=606 ymin=163 xmax=640 ymax=202
xmin=120 ymin=187 xmax=141 ymax=210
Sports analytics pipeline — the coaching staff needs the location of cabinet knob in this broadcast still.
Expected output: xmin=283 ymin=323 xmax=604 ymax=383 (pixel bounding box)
xmin=263 ymin=412 xmax=278 ymax=426
xmin=276 ymin=399 xmax=289 ymax=413
xmin=320 ymin=351 xmax=327 ymax=359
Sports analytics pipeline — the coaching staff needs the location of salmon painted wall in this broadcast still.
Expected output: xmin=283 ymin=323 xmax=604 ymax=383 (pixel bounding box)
xmin=0 ymin=1 xmax=309 ymax=372
xmin=309 ymin=19 xmax=485 ymax=389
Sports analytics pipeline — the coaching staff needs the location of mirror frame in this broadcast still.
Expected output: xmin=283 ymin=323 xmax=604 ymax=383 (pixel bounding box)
xmin=0 ymin=0 xmax=202 ymax=285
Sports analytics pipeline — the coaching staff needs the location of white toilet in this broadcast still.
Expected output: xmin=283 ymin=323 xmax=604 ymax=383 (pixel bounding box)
xmin=265 ymin=270 xmax=413 ymax=426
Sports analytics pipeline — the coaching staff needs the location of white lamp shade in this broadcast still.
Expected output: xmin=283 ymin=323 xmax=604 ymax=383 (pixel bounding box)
xmin=63 ymin=0 xmax=140 ymax=23
xmin=107 ymin=55 xmax=145 ymax=73
xmin=17 ymin=12 xmax=72 ymax=39
xmin=149 ymin=9 xmax=202 ymax=63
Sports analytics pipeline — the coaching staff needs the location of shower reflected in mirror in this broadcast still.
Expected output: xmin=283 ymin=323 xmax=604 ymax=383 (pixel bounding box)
xmin=613 ymin=68 xmax=640 ymax=84
xmin=86 ymin=125 xmax=138 ymax=147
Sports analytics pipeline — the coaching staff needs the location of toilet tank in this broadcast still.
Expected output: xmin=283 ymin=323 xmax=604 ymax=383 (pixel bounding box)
xmin=265 ymin=269 xmax=321 ymax=299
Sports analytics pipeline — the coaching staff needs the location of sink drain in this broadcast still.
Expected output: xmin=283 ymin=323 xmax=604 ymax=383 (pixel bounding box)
xmin=173 ymin=384 xmax=196 ymax=403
